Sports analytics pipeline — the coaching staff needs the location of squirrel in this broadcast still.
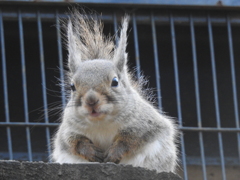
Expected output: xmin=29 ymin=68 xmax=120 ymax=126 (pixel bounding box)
xmin=52 ymin=9 xmax=178 ymax=173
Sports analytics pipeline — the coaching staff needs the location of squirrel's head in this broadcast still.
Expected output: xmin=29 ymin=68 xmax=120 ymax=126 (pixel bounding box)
xmin=65 ymin=10 xmax=131 ymax=122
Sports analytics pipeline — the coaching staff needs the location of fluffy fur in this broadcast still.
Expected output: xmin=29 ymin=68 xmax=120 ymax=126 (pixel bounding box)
xmin=52 ymin=9 xmax=178 ymax=173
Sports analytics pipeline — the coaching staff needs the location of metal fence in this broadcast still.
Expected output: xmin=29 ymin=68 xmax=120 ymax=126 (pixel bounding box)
xmin=0 ymin=4 xmax=240 ymax=180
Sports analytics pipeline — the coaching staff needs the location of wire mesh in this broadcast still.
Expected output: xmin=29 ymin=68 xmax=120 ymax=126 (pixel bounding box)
xmin=0 ymin=6 xmax=240 ymax=180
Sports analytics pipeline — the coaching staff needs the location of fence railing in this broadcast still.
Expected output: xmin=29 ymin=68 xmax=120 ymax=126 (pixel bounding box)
xmin=0 ymin=6 xmax=240 ymax=180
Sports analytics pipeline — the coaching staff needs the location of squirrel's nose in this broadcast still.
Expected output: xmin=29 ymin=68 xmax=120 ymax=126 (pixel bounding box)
xmin=85 ymin=89 xmax=99 ymax=107
xmin=86 ymin=99 xmax=99 ymax=107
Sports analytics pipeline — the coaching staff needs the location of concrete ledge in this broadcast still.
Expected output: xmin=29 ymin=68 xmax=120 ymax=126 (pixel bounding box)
xmin=0 ymin=160 xmax=181 ymax=180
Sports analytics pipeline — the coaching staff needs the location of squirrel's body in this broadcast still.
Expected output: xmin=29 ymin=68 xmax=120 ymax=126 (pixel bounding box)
xmin=52 ymin=10 xmax=178 ymax=173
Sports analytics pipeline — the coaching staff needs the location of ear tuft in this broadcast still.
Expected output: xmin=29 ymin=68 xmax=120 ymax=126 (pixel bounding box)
xmin=113 ymin=15 xmax=129 ymax=72
xmin=67 ymin=19 xmax=82 ymax=74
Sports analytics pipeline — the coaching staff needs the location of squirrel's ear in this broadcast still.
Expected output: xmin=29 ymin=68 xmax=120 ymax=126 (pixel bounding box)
xmin=113 ymin=16 xmax=129 ymax=72
xmin=67 ymin=20 xmax=82 ymax=74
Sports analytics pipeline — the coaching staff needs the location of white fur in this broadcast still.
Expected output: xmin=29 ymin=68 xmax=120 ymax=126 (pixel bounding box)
xmin=53 ymin=147 xmax=88 ymax=164
xmin=82 ymin=121 xmax=120 ymax=151
xmin=52 ymin=112 xmax=121 ymax=163
xmin=121 ymin=139 xmax=162 ymax=166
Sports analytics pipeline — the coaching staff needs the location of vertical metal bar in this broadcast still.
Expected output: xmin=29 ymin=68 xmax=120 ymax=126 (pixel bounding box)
xmin=132 ymin=13 xmax=141 ymax=79
xmin=190 ymin=14 xmax=207 ymax=180
xmin=227 ymin=15 xmax=240 ymax=162
xmin=170 ymin=13 xmax=188 ymax=180
xmin=207 ymin=14 xmax=226 ymax=180
xmin=151 ymin=12 xmax=162 ymax=109
xmin=37 ymin=11 xmax=51 ymax=161
xmin=18 ymin=10 xmax=32 ymax=161
xmin=0 ymin=9 xmax=13 ymax=160
xmin=56 ymin=11 xmax=66 ymax=107
xmin=113 ymin=12 xmax=118 ymax=44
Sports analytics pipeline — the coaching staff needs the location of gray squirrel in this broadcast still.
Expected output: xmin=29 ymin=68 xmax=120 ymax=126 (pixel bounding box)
xmin=52 ymin=9 xmax=178 ymax=173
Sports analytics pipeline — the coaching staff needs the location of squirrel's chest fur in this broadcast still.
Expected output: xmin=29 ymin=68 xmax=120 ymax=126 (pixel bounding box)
xmin=79 ymin=120 xmax=120 ymax=151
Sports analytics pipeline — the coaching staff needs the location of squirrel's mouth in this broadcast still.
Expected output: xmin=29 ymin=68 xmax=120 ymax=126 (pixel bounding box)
xmin=89 ymin=109 xmax=102 ymax=117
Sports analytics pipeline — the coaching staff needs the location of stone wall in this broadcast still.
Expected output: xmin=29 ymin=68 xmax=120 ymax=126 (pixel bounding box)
xmin=0 ymin=160 xmax=181 ymax=180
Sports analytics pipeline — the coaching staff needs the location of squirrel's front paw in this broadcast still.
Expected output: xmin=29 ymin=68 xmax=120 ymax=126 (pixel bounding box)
xmin=104 ymin=145 xmax=125 ymax=164
xmin=73 ymin=137 xmax=104 ymax=162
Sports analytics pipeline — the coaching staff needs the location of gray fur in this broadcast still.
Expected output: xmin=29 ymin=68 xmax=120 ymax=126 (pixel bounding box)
xmin=113 ymin=15 xmax=129 ymax=72
xmin=52 ymin=10 xmax=178 ymax=173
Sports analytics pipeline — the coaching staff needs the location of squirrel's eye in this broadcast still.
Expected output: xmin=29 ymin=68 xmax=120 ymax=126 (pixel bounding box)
xmin=70 ymin=83 xmax=76 ymax=91
xmin=111 ymin=77 xmax=118 ymax=87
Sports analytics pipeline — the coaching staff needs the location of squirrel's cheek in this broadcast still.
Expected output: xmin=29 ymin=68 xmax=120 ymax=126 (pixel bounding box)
xmin=100 ymin=103 xmax=114 ymax=113
xmin=74 ymin=107 xmax=88 ymax=117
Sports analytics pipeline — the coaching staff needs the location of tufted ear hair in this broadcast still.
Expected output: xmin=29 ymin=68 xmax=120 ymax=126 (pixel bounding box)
xmin=67 ymin=20 xmax=82 ymax=74
xmin=113 ymin=16 xmax=129 ymax=72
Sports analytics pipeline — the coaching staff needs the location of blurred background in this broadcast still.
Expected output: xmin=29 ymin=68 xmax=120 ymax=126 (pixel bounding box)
xmin=0 ymin=1 xmax=240 ymax=179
